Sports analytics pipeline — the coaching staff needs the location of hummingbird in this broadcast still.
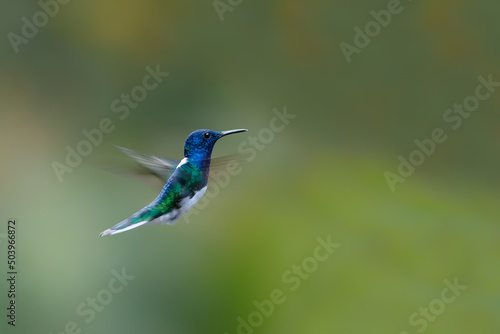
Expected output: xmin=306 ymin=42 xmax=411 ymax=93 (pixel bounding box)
xmin=99 ymin=128 xmax=247 ymax=237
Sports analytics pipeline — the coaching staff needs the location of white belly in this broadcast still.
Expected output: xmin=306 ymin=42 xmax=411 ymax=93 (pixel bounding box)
xmin=147 ymin=186 xmax=207 ymax=226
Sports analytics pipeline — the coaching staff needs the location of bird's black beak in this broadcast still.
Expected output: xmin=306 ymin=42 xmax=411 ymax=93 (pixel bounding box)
xmin=220 ymin=129 xmax=248 ymax=137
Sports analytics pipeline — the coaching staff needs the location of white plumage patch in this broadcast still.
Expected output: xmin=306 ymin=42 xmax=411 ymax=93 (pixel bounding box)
xmin=175 ymin=157 xmax=189 ymax=169
xmin=148 ymin=185 xmax=207 ymax=226
xmin=99 ymin=220 xmax=149 ymax=237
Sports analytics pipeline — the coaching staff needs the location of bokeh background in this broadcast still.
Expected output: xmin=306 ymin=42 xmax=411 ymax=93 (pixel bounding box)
xmin=1 ymin=0 xmax=499 ymax=333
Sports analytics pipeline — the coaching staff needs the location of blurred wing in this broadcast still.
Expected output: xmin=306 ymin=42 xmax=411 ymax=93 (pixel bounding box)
xmin=210 ymin=154 xmax=245 ymax=168
xmin=111 ymin=146 xmax=247 ymax=189
xmin=114 ymin=145 xmax=180 ymax=182
xmin=209 ymin=155 xmax=247 ymax=180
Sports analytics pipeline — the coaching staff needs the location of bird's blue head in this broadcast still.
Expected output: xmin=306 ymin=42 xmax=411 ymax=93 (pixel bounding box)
xmin=184 ymin=129 xmax=247 ymax=162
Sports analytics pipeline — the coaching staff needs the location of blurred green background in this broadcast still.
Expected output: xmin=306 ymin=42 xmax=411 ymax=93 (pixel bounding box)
xmin=0 ymin=0 xmax=499 ymax=333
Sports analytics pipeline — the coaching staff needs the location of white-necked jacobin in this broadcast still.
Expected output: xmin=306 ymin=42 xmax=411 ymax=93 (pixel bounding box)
xmin=100 ymin=128 xmax=247 ymax=237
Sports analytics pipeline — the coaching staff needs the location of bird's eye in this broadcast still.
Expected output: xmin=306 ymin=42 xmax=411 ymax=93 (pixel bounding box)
xmin=203 ymin=132 xmax=211 ymax=139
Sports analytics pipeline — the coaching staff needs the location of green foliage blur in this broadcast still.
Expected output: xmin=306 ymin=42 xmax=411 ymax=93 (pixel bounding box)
xmin=0 ymin=0 xmax=499 ymax=333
